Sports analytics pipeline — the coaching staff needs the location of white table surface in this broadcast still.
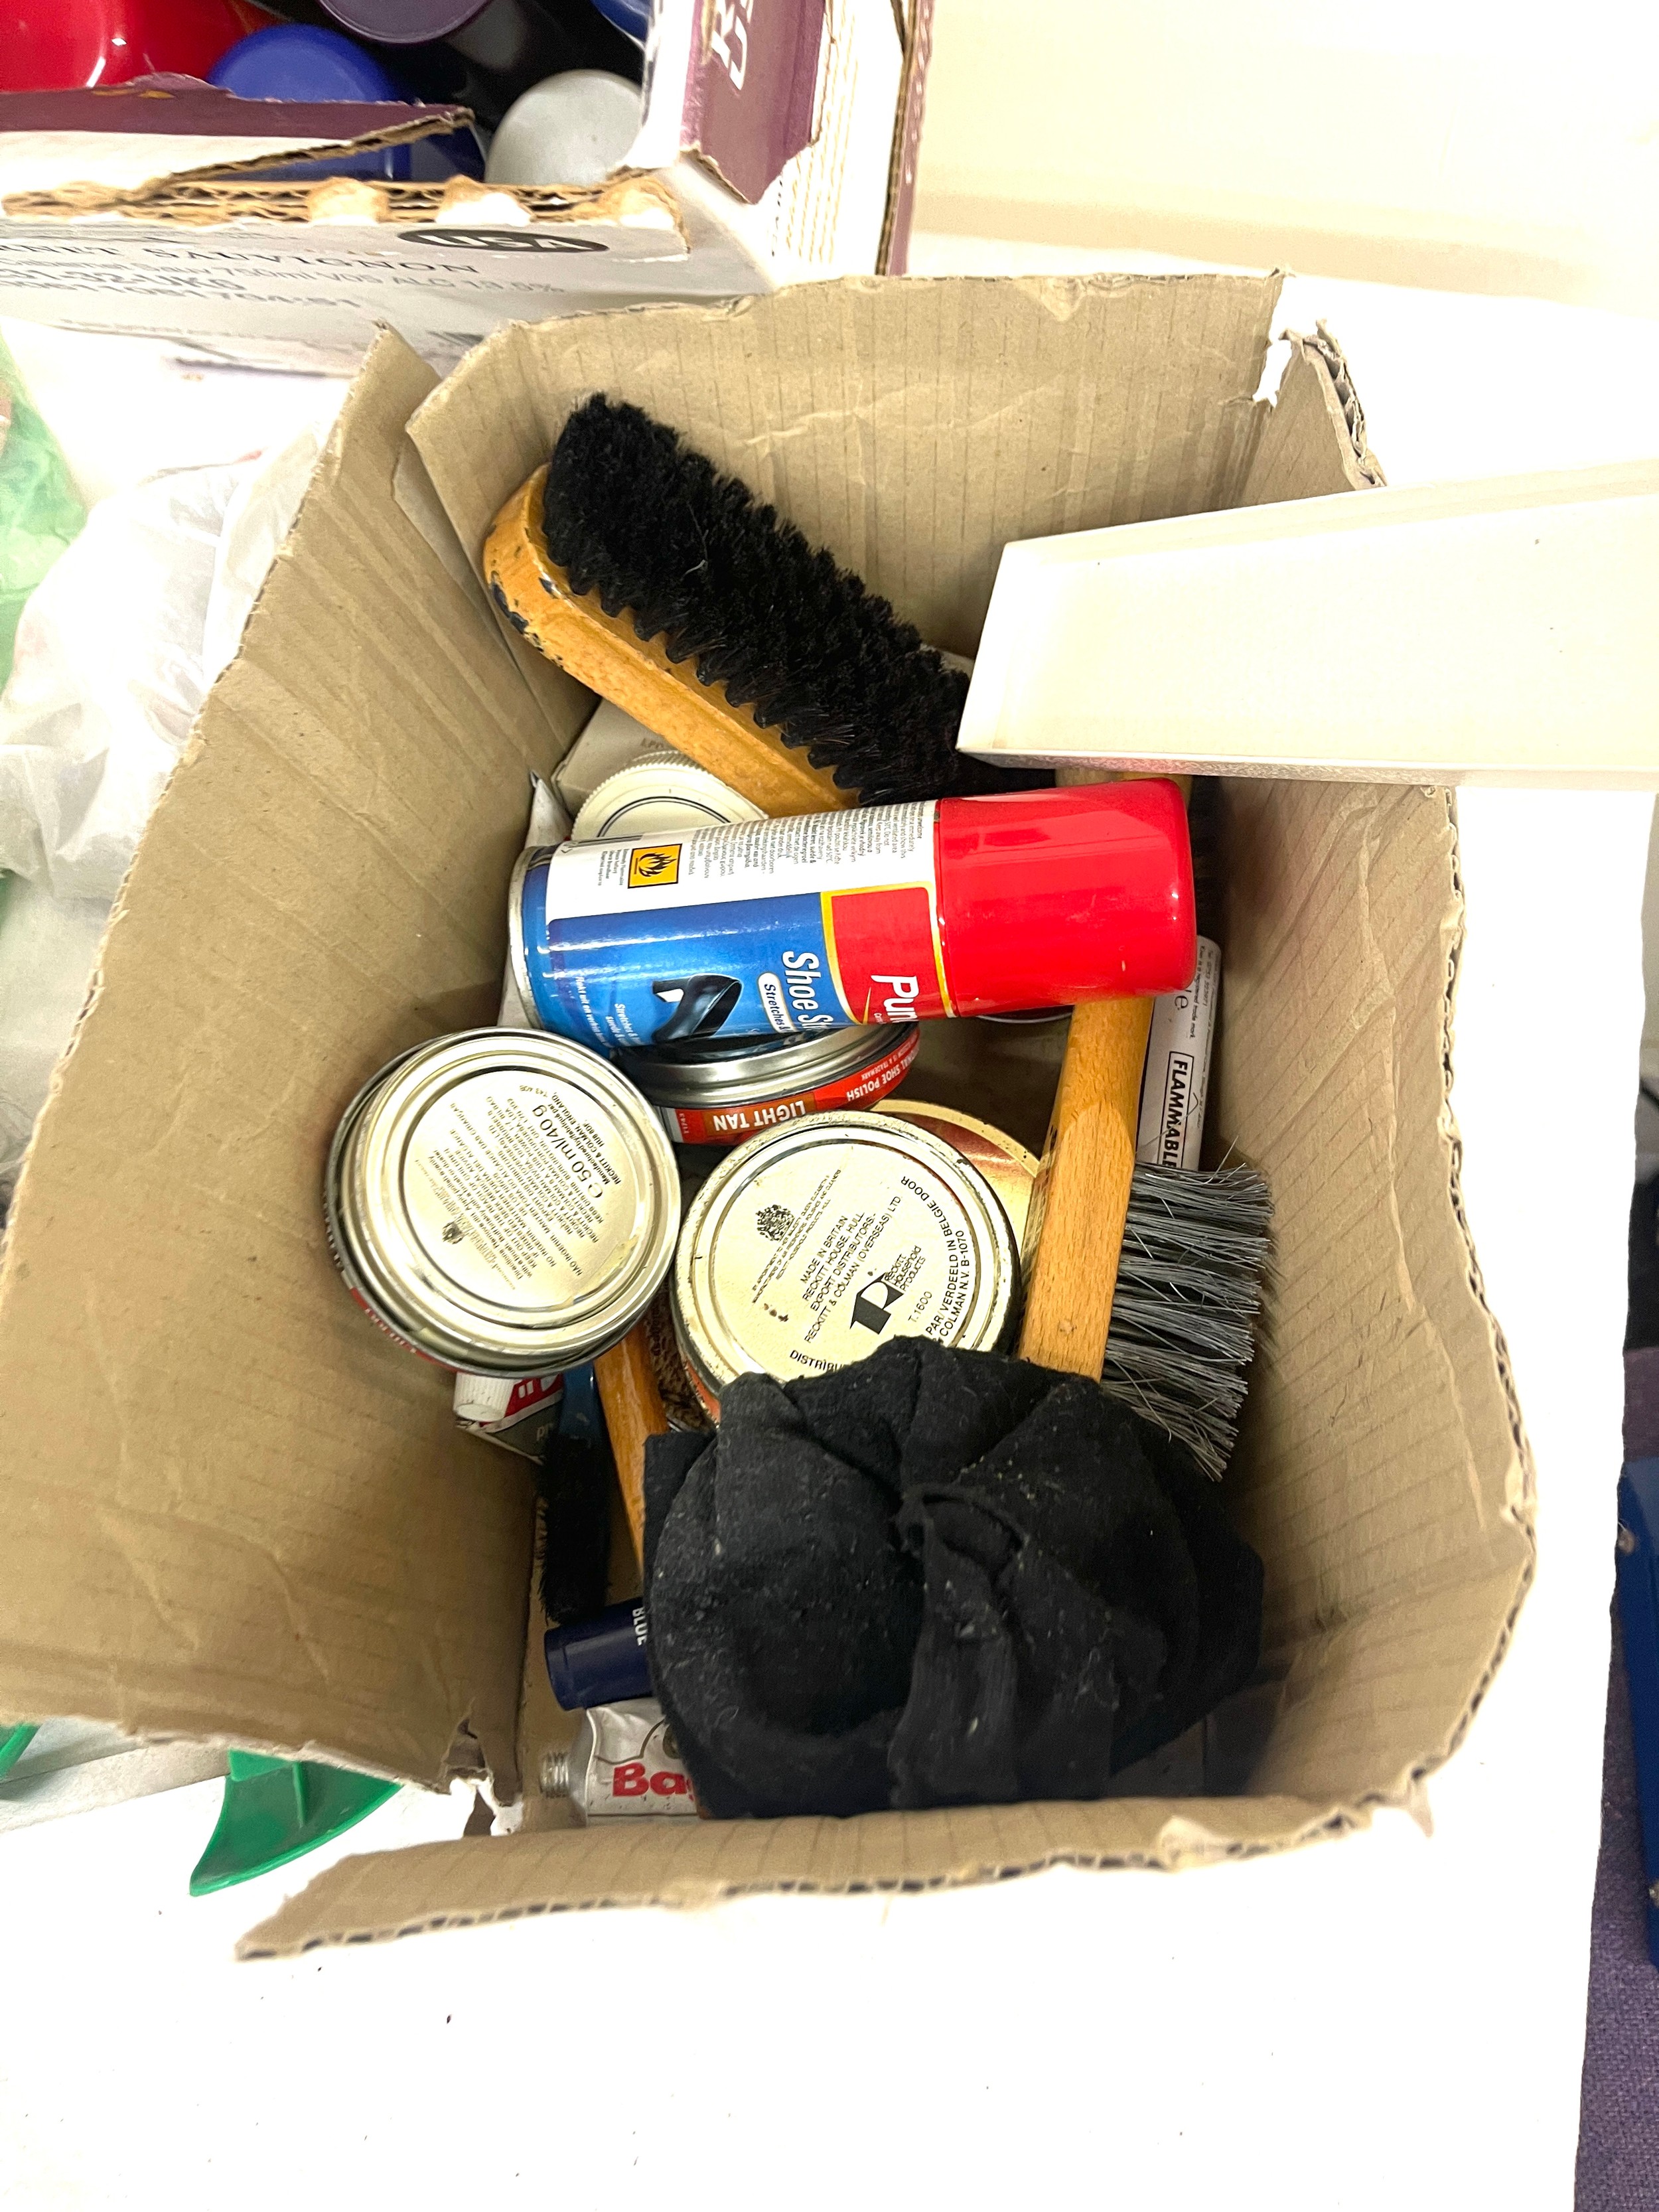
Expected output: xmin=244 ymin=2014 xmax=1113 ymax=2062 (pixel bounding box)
xmin=3 ymin=253 xmax=1656 ymax=2212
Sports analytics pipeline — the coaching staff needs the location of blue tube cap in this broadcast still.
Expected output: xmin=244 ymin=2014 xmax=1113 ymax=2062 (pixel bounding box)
xmin=545 ymin=1598 xmax=652 ymax=1709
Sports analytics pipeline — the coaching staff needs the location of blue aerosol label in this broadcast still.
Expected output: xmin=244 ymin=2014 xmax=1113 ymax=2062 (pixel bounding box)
xmin=511 ymin=806 xmax=950 ymax=1053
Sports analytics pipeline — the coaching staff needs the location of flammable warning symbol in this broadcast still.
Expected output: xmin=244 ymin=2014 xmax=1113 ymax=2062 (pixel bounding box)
xmin=627 ymin=844 xmax=682 ymax=889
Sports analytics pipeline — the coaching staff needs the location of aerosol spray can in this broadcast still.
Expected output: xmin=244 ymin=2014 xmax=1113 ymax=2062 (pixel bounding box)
xmin=539 ymin=1698 xmax=696 ymax=1821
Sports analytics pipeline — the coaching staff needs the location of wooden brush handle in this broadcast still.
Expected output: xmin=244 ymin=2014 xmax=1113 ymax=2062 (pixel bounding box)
xmin=1017 ymin=995 xmax=1153 ymax=1376
xmin=485 ymin=468 xmax=849 ymax=820
xmin=594 ymin=1323 xmax=670 ymax=1570
xmin=1019 ymin=768 xmax=1190 ymax=1375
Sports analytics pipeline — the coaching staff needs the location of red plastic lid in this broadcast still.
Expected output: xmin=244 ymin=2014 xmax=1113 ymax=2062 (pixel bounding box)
xmin=0 ymin=1 xmax=277 ymax=92
xmin=935 ymin=781 xmax=1195 ymax=1015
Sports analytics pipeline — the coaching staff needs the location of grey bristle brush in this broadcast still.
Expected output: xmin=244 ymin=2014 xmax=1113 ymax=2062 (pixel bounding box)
xmin=1022 ymin=778 xmax=1271 ymax=1481
xmin=1102 ymin=1161 xmax=1271 ymax=1481
xmin=1102 ymin=776 xmax=1270 ymax=1478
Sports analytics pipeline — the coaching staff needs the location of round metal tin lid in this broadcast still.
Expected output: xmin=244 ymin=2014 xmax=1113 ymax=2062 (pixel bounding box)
xmin=340 ymin=1030 xmax=678 ymax=1373
xmin=615 ymin=1022 xmax=906 ymax=1110
xmin=874 ymin=1098 xmax=1039 ymax=1245
xmin=571 ymin=759 xmax=763 ymax=845
xmin=673 ymin=1110 xmax=1019 ymax=1395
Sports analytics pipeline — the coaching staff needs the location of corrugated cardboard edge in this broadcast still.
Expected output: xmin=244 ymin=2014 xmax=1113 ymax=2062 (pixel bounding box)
xmin=1240 ymin=324 xmax=1377 ymax=506
xmin=1403 ymin=786 xmax=1538 ymax=1761
xmin=0 ymin=169 xmax=684 ymax=238
xmin=1293 ymin=321 xmax=1384 ymax=488
xmin=877 ymin=0 xmax=933 ymax=274
xmin=237 ymin=1793 xmax=1360 ymax=1956
xmin=0 ymin=110 xmax=468 ymax=210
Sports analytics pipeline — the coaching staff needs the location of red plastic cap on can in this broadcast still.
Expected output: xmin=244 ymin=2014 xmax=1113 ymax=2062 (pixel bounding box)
xmin=934 ymin=780 xmax=1196 ymax=1015
xmin=0 ymin=2 xmax=279 ymax=92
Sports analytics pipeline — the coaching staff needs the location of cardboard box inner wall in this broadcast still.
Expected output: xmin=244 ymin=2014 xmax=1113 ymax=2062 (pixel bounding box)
xmin=0 ymin=275 xmax=1532 ymax=1951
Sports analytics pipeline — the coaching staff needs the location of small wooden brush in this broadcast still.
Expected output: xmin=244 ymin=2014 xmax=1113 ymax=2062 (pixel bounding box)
xmin=488 ymin=467 xmax=846 ymax=820
xmin=486 ymin=395 xmax=1041 ymax=814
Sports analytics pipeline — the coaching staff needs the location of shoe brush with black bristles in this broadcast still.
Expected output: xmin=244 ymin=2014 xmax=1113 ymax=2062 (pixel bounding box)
xmin=484 ymin=394 xmax=1043 ymax=816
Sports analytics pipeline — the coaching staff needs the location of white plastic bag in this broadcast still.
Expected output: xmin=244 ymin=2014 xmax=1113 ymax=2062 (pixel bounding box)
xmin=0 ymin=461 xmax=248 ymax=901
xmin=0 ymin=396 xmax=342 ymax=1222
xmin=201 ymin=401 xmax=342 ymax=690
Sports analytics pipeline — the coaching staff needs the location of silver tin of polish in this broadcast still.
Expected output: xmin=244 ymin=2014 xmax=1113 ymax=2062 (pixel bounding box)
xmin=326 ymin=1027 xmax=678 ymax=1376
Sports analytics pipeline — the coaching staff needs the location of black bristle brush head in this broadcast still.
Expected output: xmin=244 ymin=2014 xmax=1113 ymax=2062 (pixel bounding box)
xmin=543 ymin=394 xmax=1048 ymax=808
xmin=1187 ymin=774 xmax=1226 ymax=947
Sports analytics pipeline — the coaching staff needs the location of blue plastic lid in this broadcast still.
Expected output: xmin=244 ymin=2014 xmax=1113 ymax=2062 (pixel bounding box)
xmin=587 ymin=0 xmax=652 ymax=42
xmin=208 ymin=25 xmax=406 ymax=104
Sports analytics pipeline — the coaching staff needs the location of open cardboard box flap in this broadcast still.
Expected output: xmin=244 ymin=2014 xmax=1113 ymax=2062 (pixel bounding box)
xmin=0 ymin=277 xmax=1531 ymax=1955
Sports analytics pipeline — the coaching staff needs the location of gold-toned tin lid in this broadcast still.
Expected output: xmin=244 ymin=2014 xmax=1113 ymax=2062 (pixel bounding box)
xmin=874 ymin=1098 xmax=1040 ymax=1246
xmin=673 ymin=1110 xmax=1019 ymax=1398
xmin=336 ymin=1029 xmax=679 ymax=1375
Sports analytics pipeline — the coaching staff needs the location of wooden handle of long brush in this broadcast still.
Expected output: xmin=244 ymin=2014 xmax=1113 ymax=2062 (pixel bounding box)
xmin=1017 ymin=995 xmax=1152 ymax=1376
xmin=485 ymin=469 xmax=849 ymax=820
xmin=594 ymin=1324 xmax=669 ymax=1570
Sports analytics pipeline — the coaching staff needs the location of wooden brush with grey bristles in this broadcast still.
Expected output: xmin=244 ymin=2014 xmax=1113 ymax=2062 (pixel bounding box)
xmin=1021 ymin=776 xmax=1271 ymax=1481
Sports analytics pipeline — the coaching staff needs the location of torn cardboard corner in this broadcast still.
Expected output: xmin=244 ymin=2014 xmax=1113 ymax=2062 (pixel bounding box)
xmin=676 ymin=0 xmax=826 ymax=203
xmin=0 ymin=277 xmax=1531 ymax=1953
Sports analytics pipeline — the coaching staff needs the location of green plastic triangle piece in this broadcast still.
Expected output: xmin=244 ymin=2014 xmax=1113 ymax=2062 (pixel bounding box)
xmin=0 ymin=1724 xmax=38 ymax=1780
xmin=188 ymin=1752 xmax=399 ymax=1895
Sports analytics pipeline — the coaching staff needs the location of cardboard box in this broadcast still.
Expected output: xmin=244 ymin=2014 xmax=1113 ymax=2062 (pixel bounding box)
xmin=0 ymin=274 xmax=1530 ymax=1954
xmin=0 ymin=0 xmax=913 ymax=370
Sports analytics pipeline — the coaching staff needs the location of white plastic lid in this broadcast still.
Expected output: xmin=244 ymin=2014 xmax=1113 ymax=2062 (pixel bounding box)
xmin=485 ymin=71 xmax=644 ymax=189
xmin=572 ymin=758 xmax=764 ymax=844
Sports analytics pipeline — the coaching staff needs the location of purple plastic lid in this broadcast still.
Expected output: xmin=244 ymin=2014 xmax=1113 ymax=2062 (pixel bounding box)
xmin=321 ymin=0 xmax=490 ymax=41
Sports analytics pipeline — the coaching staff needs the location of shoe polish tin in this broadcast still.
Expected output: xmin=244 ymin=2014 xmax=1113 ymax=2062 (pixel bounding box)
xmin=671 ymin=1110 xmax=1021 ymax=1412
xmin=615 ymin=1023 xmax=920 ymax=1145
xmin=326 ymin=1029 xmax=679 ymax=1376
xmin=874 ymin=1098 xmax=1040 ymax=1246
